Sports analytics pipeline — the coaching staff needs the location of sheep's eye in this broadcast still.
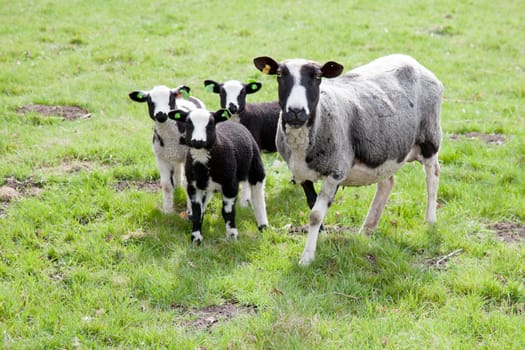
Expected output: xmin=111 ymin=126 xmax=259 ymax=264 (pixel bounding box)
xmin=276 ymin=70 xmax=283 ymax=78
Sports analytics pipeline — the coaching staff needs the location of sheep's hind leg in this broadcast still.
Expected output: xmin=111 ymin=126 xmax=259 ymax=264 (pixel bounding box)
xmin=423 ymin=154 xmax=440 ymax=223
xmin=360 ymin=176 xmax=395 ymax=234
xmin=238 ymin=180 xmax=251 ymax=207
xmin=250 ymin=180 xmax=268 ymax=230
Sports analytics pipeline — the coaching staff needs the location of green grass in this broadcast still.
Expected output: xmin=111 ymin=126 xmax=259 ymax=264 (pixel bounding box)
xmin=1 ymin=0 xmax=524 ymax=348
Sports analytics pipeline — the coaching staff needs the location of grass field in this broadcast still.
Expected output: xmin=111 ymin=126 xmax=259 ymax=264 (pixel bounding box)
xmin=1 ymin=0 xmax=524 ymax=348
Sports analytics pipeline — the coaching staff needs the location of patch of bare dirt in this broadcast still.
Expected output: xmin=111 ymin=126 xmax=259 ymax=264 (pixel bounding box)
xmin=113 ymin=180 xmax=159 ymax=192
xmin=173 ymin=303 xmax=257 ymax=330
xmin=450 ymin=132 xmax=506 ymax=145
xmin=284 ymin=223 xmax=357 ymax=235
xmin=0 ymin=176 xmax=44 ymax=216
xmin=39 ymin=160 xmax=96 ymax=176
xmin=490 ymin=222 xmax=525 ymax=243
xmin=17 ymin=104 xmax=91 ymax=120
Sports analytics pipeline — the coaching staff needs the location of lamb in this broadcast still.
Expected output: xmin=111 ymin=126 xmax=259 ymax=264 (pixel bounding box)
xmin=128 ymin=85 xmax=205 ymax=214
xmin=203 ymin=79 xmax=281 ymax=153
xmin=168 ymin=108 xmax=269 ymax=244
xmin=254 ymin=54 xmax=443 ymax=265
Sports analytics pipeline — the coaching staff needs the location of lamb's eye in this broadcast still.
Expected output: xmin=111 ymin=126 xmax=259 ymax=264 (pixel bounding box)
xmin=276 ymin=70 xmax=283 ymax=78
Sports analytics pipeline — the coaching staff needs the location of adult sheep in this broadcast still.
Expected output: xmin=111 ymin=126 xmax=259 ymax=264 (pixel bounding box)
xmin=254 ymin=54 xmax=443 ymax=265
xmin=129 ymin=85 xmax=205 ymax=215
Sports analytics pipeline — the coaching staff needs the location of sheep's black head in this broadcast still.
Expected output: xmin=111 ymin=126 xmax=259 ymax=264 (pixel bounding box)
xmin=254 ymin=56 xmax=343 ymax=128
xmin=204 ymin=80 xmax=262 ymax=115
xmin=129 ymin=85 xmax=191 ymax=123
xmin=169 ymin=108 xmax=231 ymax=150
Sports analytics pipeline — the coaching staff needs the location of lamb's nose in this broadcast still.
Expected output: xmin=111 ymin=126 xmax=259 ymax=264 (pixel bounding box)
xmin=228 ymin=103 xmax=238 ymax=114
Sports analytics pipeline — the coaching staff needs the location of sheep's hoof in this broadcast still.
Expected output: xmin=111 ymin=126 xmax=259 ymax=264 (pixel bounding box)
xmin=191 ymin=232 xmax=203 ymax=245
xmin=299 ymin=251 xmax=315 ymax=266
xmin=258 ymin=224 xmax=267 ymax=232
xmin=226 ymin=229 xmax=238 ymax=240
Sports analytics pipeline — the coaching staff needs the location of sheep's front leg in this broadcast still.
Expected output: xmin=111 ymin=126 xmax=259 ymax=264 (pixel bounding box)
xmin=222 ymin=196 xmax=238 ymax=240
xmin=300 ymin=176 xmax=340 ymax=266
xmin=156 ymin=158 xmax=174 ymax=214
xmin=188 ymin=185 xmax=207 ymax=244
xmin=360 ymin=176 xmax=395 ymax=234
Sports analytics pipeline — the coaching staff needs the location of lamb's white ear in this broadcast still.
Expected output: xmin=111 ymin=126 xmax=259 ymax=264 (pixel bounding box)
xmin=321 ymin=61 xmax=344 ymax=78
xmin=129 ymin=91 xmax=148 ymax=102
xmin=168 ymin=109 xmax=189 ymax=122
xmin=253 ymin=56 xmax=279 ymax=75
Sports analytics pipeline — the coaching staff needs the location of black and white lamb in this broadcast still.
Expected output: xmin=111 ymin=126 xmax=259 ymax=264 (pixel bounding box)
xmin=254 ymin=54 xmax=443 ymax=265
xmin=203 ymin=80 xmax=281 ymax=153
xmin=128 ymin=85 xmax=204 ymax=214
xmin=169 ymin=108 xmax=268 ymax=244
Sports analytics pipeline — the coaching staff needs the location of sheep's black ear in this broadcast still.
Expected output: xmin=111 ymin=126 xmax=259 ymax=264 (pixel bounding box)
xmin=129 ymin=91 xmax=148 ymax=102
xmin=213 ymin=108 xmax=231 ymax=123
xmin=245 ymin=81 xmax=262 ymax=94
xmin=204 ymin=80 xmax=221 ymax=94
xmin=253 ymin=56 xmax=279 ymax=75
xmin=321 ymin=61 xmax=344 ymax=78
xmin=175 ymin=85 xmax=191 ymax=99
xmin=168 ymin=109 xmax=189 ymax=122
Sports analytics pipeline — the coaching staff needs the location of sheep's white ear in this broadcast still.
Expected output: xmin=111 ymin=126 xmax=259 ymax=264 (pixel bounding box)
xmin=253 ymin=56 xmax=279 ymax=75
xmin=245 ymin=81 xmax=262 ymax=94
xmin=321 ymin=61 xmax=344 ymax=78
xmin=204 ymin=80 xmax=221 ymax=94
xmin=213 ymin=108 xmax=231 ymax=123
xmin=129 ymin=91 xmax=148 ymax=102
xmin=168 ymin=109 xmax=189 ymax=122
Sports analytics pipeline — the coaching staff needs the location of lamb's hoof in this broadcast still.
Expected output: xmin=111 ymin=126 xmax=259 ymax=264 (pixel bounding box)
xmin=258 ymin=224 xmax=267 ymax=232
xmin=191 ymin=232 xmax=203 ymax=245
xmin=239 ymin=198 xmax=251 ymax=208
xmin=226 ymin=229 xmax=238 ymax=240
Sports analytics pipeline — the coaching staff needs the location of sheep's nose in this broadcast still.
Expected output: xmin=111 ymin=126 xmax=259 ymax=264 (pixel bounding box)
xmin=228 ymin=103 xmax=238 ymax=114
xmin=155 ymin=112 xmax=168 ymax=123
xmin=190 ymin=140 xmax=206 ymax=149
xmin=284 ymin=108 xmax=308 ymax=127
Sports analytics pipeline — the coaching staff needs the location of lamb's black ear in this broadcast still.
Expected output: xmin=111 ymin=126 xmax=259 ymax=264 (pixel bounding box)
xmin=253 ymin=56 xmax=279 ymax=75
xmin=129 ymin=91 xmax=148 ymax=102
xmin=321 ymin=61 xmax=344 ymax=78
xmin=175 ymin=85 xmax=191 ymax=99
xmin=204 ymin=80 xmax=221 ymax=94
xmin=213 ymin=108 xmax=231 ymax=123
xmin=245 ymin=81 xmax=262 ymax=94
xmin=168 ymin=109 xmax=189 ymax=122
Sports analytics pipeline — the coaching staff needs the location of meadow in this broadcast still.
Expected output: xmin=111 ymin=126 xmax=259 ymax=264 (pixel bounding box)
xmin=1 ymin=0 xmax=524 ymax=348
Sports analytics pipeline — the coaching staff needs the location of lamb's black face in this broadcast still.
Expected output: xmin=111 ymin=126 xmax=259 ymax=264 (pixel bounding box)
xmin=277 ymin=60 xmax=323 ymax=128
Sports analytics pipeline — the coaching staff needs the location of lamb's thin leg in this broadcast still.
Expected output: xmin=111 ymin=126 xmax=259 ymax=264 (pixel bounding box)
xmin=423 ymin=154 xmax=440 ymax=223
xmin=250 ymin=180 xmax=268 ymax=230
xmin=238 ymin=180 xmax=251 ymax=208
xmin=157 ymin=158 xmax=174 ymax=214
xmin=222 ymin=196 xmax=238 ymax=239
xmin=173 ymin=161 xmax=192 ymax=216
xmin=300 ymin=176 xmax=339 ymax=266
xmin=360 ymin=176 xmax=395 ymax=234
